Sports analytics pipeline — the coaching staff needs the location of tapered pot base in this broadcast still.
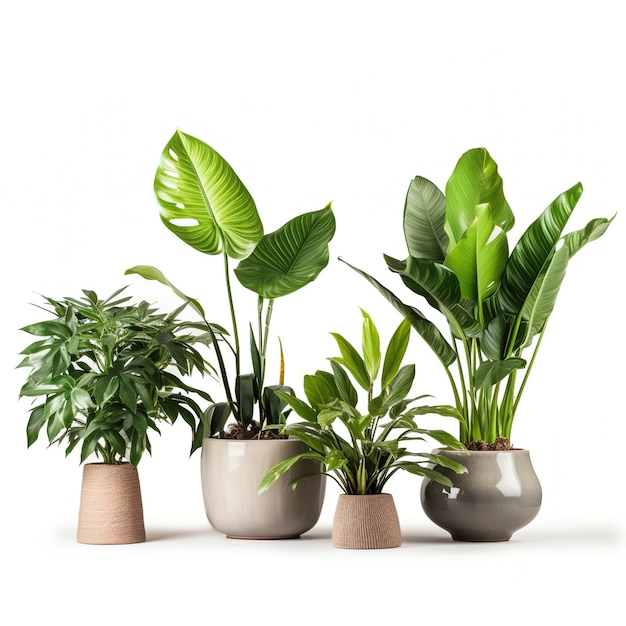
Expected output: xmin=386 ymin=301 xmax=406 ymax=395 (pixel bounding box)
xmin=421 ymin=449 xmax=542 ymax=542
xmin=77 ymin=463 xmax=146 ymax=545
xmin=332 ymin=494 xmax=401 ymax=549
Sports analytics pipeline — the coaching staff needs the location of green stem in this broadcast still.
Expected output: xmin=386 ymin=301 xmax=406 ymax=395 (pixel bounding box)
xmin=222 ymin=252 xmax=240 ymax=380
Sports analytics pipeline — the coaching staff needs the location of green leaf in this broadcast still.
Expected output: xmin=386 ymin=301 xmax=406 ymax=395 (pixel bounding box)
xmin=303 ymin=371 xmax=339 ymax=411
xmin=236 ymin=373 xmax=257 ymax=428
xmin=258 ymin=451 xmax=323 ymax=494
xmin=444 ymin=203 xmax=509 ymax=302
xmin=329 ymin=332 xmax=370 ymax=390
xmin=125 ymin=265 xmax=206 ymax=319
xmin=403 ymin=176 xmax=449 ymax=261
xmin=386 ymin=255 xmax=481 ymax=338
xmin=498 ymin=182 xmax=583 ymax=315
xmin=275 ymin=390 xmax=318 ymax=422
xmin=234 ymin=204 xmax=336 ymax=298
xmin=474 ymin=357 xmax=526 ymax=389
xmin=369 ymin=364 xmax=415 ymax=416
xmin=360 ymin=309 xmax=381 ymax=382
xmin=562 ymin=215 xmax=615 ymax=257
xmin=520 ymin=245 xmax=569 ymax=347
xmin=381 ymin=318 xmax=411 ymax=389
xmin=329 ymin=361 xmax=358 ymax=408
xmin=154 ymin=129 xmax=263 ymax=259
xmin=339 ymin=258 xmax=457 ymax=366
xmin=444 ymin=147 xmax=514 ymax=246
xmin=205 ymin=402 xmax=232 ymax=437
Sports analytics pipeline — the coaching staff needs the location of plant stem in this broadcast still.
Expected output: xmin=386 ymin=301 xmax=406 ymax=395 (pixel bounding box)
xmin=222 ymin=251 xmax=240 ymax=379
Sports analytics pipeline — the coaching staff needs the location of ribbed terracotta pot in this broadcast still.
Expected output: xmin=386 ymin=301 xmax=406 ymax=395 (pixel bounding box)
xmin=201 ymin=438 xmax=326 ymax=539
xmin=76 ymin=463 xmax=146 ymax=545
xmin=332 ymin=493 xmax=402 ymax=549
xmin=420 ymin=448 xmax=542 ymax=542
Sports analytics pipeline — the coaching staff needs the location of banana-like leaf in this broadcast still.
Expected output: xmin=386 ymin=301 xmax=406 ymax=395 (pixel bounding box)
xmin=339 ymin=258 xmax=457 ymax=366
xmin=154 ymin=129 xmax=263 ymax=259
xmin=403 ymin=176 xmax=449 ymax=261
xmin=444 ymin=203 xmax=509 ymax=302
xmin=562 ymin=215 xmax=615 ymax=257
xmin=444 ymin=147 xmax=514 ymax=246
xmin=386 ymin=255 xmax=481 ymax=338
xmin=498 ymin=182 xmax=583 ymax=315
xmin=520 ymin=245 xmax=569 ymax=347
xmin=234 ymin=204 xmax=336 ymax=298
xmin=474 ymin=357 xmax=526 ymax=389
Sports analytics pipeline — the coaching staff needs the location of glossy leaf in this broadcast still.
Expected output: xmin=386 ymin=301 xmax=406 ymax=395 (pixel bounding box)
xmin=329 ymin=332 xmax=370 ymax=390
xmin=339 ymin=258 xmax=457 ymax=366
xmin=444 ymin=203 xmax=509 ymax=302
xmin=403 ymin=176 xmax=448 ymax=261
xmin=154 ymin=130 xmax=262 ymax=259
xmin=234 ymin=204 xmax=336 ymax=298
xmin=474 ymin=357 xmax=526 ymax=389
xmin=360 ymin=309 xmax=381 ymax=382
xmin=381 ymin=318 xmax=411 ymax=389
xmin=498 ymin=182 xmax=583 ymax=315
xmin=387 ymin=255 xmax=481 ymax=338
xmin=445 ymin=147 xmax=514 ymax=246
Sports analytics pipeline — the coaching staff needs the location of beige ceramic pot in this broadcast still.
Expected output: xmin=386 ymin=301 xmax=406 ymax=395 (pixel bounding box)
xmin=332 ymin=493 xmax=402 ymax=549
xmin=76 ymin=463 xmax=146 ymax=545
xmin=201 ymin=438 xmax=326 ymax=539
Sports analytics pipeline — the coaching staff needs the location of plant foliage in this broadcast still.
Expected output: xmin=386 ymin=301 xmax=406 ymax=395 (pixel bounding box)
xmin=17 ymin=288 xmax=212 ymax=465
xmin=342 ymin=147 xmax=614 ymax=445
xmin=128 ymin=129 xmax=336 ymax=443
xmin=259 ymin=310 xmax=467 ymax=495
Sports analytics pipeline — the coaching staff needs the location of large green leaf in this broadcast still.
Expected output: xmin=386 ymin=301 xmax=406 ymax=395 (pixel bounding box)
xmin=386 ymin=255 xmax=481 ymax=338
xmin=519 ymin=245 xmax=569 ymax=347
xmin=474 ymin=357 xmax=526 ymax=389
xmin=562 ymin=215 xmax=615 ymax=257
xmin=403 ymin=176 xmax=448 ymax=261
xmin=234 ymin=204 xmax=336 ymax=298
xmin=339 ymin=258 xmax=457 ymax=366
xmin=444 ymin=203 xmax=509 ymax=303
xmin=444 ymin=148 xmax=514 ymax=246
xmin=154 ymin=129 xmax=263 ymax=259
xmin=498 ymin=182 xmax=583 ymax=315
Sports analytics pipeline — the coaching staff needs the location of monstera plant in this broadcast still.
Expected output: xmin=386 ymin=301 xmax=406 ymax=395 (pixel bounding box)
xmin=343 ymin=147 xmax=614 ymax=448
xmin=127 ymin=129 xmax=336 ymax=445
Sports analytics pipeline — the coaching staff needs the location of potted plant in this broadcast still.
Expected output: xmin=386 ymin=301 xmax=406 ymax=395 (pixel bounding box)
xmin=17 ymin=287 xmax=211 ymax=544
xmin=342 ymin=147 xmax=614 ymax=541
xmin=259 ymin=309 xmax=467 ymax=549
xmin=127 ymin=129 xmax=334 ymax=538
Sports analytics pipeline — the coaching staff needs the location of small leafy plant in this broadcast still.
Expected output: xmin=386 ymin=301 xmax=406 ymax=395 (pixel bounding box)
xmin=128 ymin=129 xmax=336 ymax=444
xmin=17 ymin=287 xmax=211 ymax=465
xmin=343 ymin=147 xmax=614 ymax=448
xmin=259 ymin=310 xmax=466 ymax=496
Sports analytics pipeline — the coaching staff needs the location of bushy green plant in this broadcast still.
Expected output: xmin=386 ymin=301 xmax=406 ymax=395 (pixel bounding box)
xmin=17 ymin=287 xmax=211 ymax=464
xmin=343 ymin=147 xmax=614 ymax=447
xmin=128 ymin=129 xmax=336 ymax=444
xmin=259 ymin=310 xmax=466 ymax=495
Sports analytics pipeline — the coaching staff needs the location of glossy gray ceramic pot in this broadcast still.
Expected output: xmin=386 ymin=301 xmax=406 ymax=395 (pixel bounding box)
xmin=420 ymin=448 xmax=542 ymax=542
xmin=201 ymin=438 xmax=326 ymax=539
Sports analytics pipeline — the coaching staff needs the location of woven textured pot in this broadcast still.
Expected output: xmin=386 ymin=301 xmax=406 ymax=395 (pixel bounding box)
xmin=332 ymin=493 xmax=401 ymax=549
xmin=201 ymin=438 xmax=326 ymax=539
xmin=77 ymin=463 xmax=146 ymax=545
xmin=420 ymin=448 xmax=542 ymax=542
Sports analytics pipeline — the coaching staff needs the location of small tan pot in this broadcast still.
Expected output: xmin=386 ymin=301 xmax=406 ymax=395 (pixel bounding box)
xmin=332 ymin=493 xmax=402 ymax=549
xmin=77 ymin=463 xmax=146 ymax=545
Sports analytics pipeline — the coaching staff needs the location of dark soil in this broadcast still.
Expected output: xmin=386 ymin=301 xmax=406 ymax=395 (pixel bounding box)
xmin=465 ymin=437 xmax=514 ymax=451
xmin=222 ymin=422 xmax=288 ymax=440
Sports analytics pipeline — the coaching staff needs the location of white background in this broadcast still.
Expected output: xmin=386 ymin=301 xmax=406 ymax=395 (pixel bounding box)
xmin=1 ymin=1 xmax=624 ymax=624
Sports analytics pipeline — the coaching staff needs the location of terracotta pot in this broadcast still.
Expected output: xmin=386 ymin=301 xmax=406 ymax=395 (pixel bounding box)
xmin=332 ymin=493 xmax=402 ymax=549
xmin=76 ymin=463 xmax=146 ymax=545
xmin=200 ymin=438 xmax=326 ymax=539
xmin=420 ymin=448 xmax=542 ymax=542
